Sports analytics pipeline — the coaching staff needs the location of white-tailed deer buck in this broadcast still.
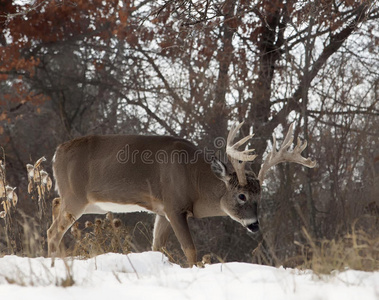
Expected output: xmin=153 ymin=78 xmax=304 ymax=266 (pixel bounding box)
xmin=47 ymin=122 xmax=316 ymax=266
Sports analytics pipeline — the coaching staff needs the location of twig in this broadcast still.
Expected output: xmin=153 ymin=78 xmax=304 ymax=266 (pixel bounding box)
xmin=0 ymin=0 xmax=51 ymax=20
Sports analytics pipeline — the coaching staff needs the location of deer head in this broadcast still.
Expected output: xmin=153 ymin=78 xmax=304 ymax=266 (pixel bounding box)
xmin=211 ymin=121 xmax=316 ymax=233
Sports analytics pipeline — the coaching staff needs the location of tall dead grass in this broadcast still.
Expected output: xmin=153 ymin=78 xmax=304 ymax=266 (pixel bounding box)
xmin=297 ymin=223 xmax=379 ymax=274
xmin=67 ymin=212 xmax=133 ymax=258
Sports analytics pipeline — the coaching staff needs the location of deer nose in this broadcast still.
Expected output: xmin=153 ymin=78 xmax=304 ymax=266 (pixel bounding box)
xmin=247 ymin=221 xmax=259 ymax=233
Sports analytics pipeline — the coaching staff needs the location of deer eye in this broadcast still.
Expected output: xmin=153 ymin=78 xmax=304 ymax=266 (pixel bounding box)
xmin=238 ymin=194 xmax=246 ymax=202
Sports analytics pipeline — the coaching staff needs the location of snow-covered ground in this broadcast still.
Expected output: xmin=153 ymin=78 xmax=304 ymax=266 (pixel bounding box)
xmin=0 ymin=252 xmax=378 ymax=300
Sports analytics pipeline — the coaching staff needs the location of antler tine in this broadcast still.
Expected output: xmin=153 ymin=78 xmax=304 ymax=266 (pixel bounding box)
xmin=282 ymin=122 xmax=295 ymax=150
xmin=226 ymin=121 xmax=257 ymax=186
xmin=227 ymin=122 xmax=257 ymax=161
xmin=226 ymin=121 xmax=244 ymax=147
xmin=257 ymin=122 xmax=317 ymax=184
xmin=231 ymin=134 xmax=255 ymax=151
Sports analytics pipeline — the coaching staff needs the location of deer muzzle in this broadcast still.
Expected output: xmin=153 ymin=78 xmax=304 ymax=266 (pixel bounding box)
xmin=247 ymin=221 xmax=260 ymax=233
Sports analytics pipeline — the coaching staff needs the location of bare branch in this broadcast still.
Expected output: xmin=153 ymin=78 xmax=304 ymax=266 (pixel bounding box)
xmin=0 ymin=0 xmax=51 ymax=20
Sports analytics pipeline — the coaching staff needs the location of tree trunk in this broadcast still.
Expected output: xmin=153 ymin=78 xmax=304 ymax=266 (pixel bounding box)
xmin=250 ymin=5 xmax=286 ymax=173
xmin=209 ymin=0 xmax=236 ymax=143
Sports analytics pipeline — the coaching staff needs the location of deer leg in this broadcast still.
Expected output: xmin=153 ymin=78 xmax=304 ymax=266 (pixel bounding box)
xmin=51 ymin=197 xmax=61 ymax=222
xmin=47 ymin=206 xmax=82 ymax=266
xmin=166 ymin=212 xmax=196 ymax=267
xmin=47 ymin=211 xmax=74 ymax=254
xmin=152 ymin=214 xmax=172 ymax=251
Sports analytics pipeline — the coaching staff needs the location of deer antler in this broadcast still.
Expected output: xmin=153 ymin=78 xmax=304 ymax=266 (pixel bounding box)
xmin=226 ymin=122 xmax=257 ymax=186
xmin=257 ymin=122 xmax=317 ymax=184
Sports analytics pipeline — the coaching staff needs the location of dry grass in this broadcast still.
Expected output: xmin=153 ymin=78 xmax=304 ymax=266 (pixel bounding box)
xmin=0 ymin=153 xmax=22 ymax=254
xmin=1 ymin=156 xmax=57 ymax=256
xmin=295 ymin=222 xmax=379 ymax=274
xmin=66 ymin=212 xmax=132 ymax=258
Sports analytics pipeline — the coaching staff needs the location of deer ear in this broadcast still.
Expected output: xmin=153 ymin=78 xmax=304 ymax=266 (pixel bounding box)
xmin=211 ymin=158 xmax=230 ymax=182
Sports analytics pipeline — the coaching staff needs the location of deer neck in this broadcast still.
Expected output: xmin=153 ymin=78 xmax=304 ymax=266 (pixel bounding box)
xmin=192 ymin=161 xmax=227 ymax=218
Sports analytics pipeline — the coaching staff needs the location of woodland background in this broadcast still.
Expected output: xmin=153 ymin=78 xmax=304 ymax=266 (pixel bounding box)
xmin=0 ymin=0 xmax=378 ymax=266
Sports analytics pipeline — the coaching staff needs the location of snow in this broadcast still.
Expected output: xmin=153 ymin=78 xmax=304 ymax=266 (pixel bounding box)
xmin=0 ymin=252 xmax=378 ymax=300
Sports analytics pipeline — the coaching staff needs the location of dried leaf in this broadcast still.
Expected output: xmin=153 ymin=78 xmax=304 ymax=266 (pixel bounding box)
xmin=39 ymin=170 xmax=53 ymax=191
xmin=5 ymin=186 xmax=17 ymax=207
xmin=46 ymin=176 xmax=53 ymax=191
xmin=12 ymin=192 xmax=18 ymax=207
xmin=37 ymin=185 xmax=43 ymax=198
xmin=28 ymin=181 xmax=33 ymax=194
xmin=0 ymin=182 xmax=5 ymax=197
xmin=26 ymin=164 xmax=35 ymax=180
xmin=34 ymin=157 xmax=46 ymax=169
xmin=40 ymin=170 xmax=48 ymax=184
xmin=0 ymin=112 xmax=7 ymax=121
xmin=1 ymin=200 xmax=10 ymax=213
